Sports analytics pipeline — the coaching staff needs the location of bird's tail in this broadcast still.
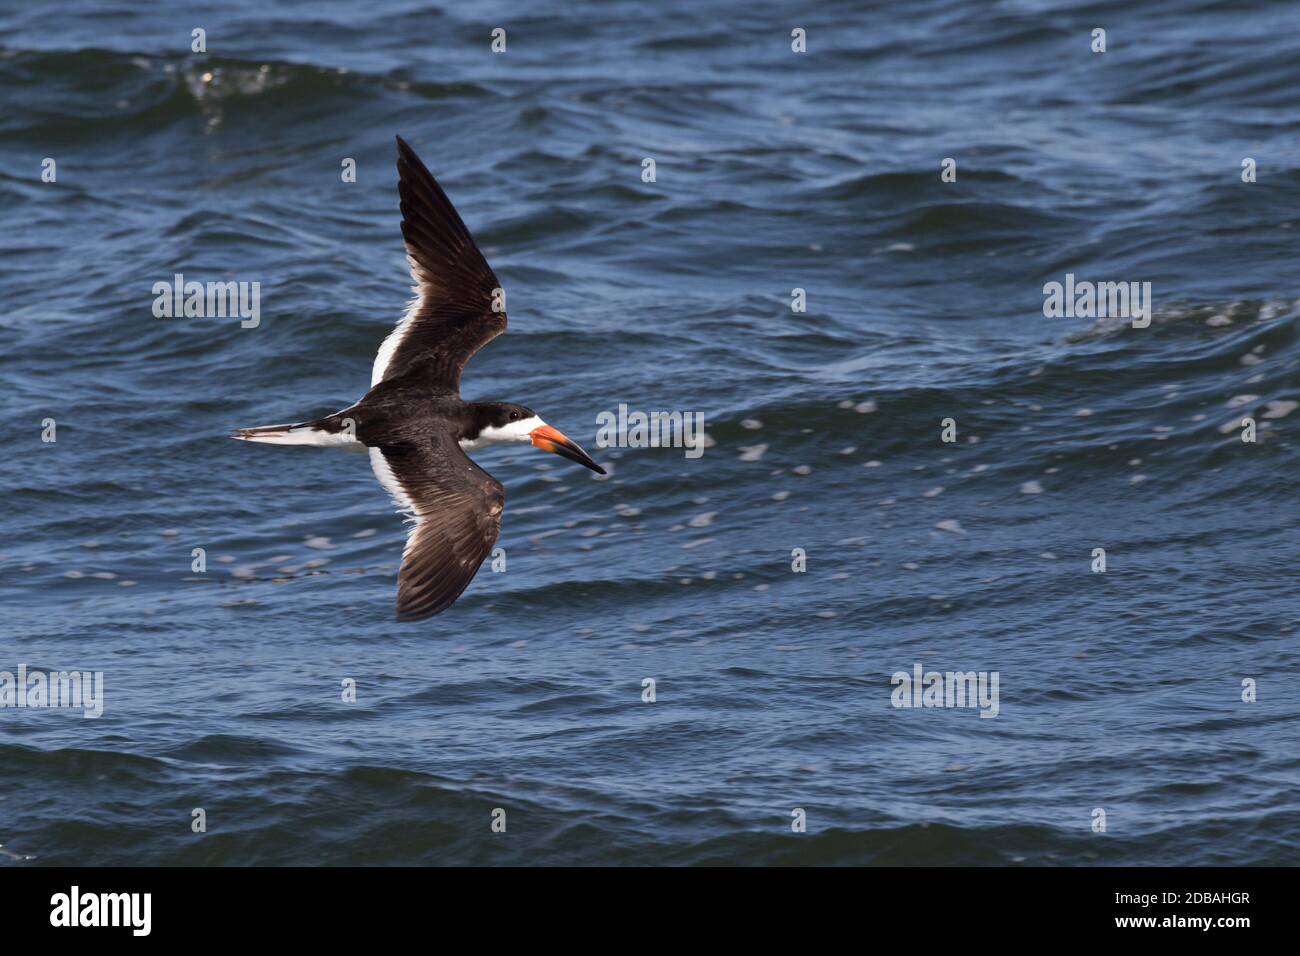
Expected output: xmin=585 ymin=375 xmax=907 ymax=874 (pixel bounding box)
xmin=232 ymin=418 xmax=357 ymax=447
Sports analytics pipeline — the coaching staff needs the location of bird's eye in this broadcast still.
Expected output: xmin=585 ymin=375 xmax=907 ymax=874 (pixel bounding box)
xmin=510 ymin=412 xmax=519 ymax=420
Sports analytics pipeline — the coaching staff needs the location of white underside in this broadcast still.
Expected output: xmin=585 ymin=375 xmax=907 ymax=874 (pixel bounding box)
xmin=238 ymin=415 xmax=544 ymax=453
xmin=238 ymin=414 xmax=544 ymax=453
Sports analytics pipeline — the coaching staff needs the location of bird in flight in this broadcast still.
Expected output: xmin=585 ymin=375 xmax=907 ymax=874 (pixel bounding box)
xmin=235 ymin=136 xmax=605 ymax=620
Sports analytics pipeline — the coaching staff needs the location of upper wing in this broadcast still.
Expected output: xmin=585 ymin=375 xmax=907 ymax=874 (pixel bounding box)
xmin=371 ymin=135 xmax=506 ymax=393
xmin=368 ymin=433 xmax=504 ymax=621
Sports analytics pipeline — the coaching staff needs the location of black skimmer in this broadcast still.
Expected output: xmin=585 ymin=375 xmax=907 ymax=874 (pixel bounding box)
xmin=235 ymin=136 xmax=605 ymax=621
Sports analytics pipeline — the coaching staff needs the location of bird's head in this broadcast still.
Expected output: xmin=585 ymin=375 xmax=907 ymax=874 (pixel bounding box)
xmin=475 ymin=403 xmax=606 ymax=475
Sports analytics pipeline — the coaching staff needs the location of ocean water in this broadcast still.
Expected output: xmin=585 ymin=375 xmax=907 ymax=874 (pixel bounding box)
xmin=2 ymin=0 xmax=1299 ymax=866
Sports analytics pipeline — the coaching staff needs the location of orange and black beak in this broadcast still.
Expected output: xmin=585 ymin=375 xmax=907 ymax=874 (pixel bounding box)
xmin=530 ymin=424 xmax=606 ymax=475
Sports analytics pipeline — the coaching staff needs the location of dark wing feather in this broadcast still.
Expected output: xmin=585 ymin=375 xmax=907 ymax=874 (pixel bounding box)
xmin=369 ymin=433 xmax=504 ymax=621
xmin=371 ymin=136 xmax=506 ymax=393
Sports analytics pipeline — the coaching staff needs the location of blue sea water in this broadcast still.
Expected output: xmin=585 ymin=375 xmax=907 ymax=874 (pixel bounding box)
xmin=1 ymin=0 xmax=1298 ymax=865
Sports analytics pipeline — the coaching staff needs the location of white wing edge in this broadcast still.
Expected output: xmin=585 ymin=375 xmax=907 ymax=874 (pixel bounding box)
xmin=370 ymin=258 xmax=426 ymax=386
